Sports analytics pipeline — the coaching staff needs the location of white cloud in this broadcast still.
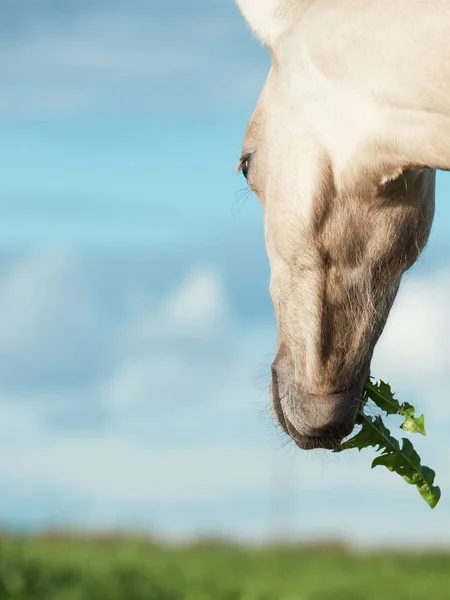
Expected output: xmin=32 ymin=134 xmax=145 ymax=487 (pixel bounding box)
xmin=0 ymin=7 xmax=267 ymax=118
xmin=0 ymin=433 xmax=274 ymax=506
xmin=373 ymin=269 xmax=450 ymax=383
xmin=1 ymin=418 xmax=449 ymax=546
xmin=0 ymin=251 xmax=81 ymax=352
xmin=0 ymin=249 xmax=449 ymax=545
xmin=0 ymin=395 xmax=44 ymax=444
xmin=0 ymin=251 xmax=112 ymax=391
xmin=2 ymin=14 xmax=198 ymax=77
xmin=165 ymin=268 xmax=227 ymax=331
xmin=100 ymin=265 xmax=269 ymax=429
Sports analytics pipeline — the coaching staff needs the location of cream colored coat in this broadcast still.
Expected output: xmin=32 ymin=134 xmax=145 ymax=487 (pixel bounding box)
xmin=235 ymin=0 xmax=448 ymax=449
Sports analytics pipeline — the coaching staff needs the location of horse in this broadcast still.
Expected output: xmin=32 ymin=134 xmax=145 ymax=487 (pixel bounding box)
xmin=235 ymin=0 xmax=450 ymax=449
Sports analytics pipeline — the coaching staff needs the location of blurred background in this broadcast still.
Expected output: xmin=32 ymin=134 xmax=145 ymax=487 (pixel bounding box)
xmin=1 ymin=1 xmax=450 ymax=597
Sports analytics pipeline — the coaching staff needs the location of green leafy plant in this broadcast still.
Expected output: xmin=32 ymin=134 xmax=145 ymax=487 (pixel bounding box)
xmin=334 ymin=378 xmax=441 ymax=509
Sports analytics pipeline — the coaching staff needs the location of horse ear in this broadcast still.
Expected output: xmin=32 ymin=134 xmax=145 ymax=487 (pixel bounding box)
xmin=235 ymin=0 xmax=296 ymax=46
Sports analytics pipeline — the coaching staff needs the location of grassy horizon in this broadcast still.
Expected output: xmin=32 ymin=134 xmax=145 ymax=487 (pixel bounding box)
xmin=0 ymin=531 xmax=449 ymax=599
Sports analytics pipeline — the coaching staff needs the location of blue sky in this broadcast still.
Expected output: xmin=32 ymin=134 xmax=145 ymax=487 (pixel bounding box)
xmin=1 ymin=0 xmax=450 ymax=548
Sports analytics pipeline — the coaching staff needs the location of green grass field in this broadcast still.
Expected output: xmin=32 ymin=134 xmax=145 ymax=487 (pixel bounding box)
xmin=0 ymin=534 xmax=448 ymax=599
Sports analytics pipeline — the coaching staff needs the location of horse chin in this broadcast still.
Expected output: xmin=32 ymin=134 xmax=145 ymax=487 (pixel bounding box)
xmin=280 ymin=410 xmax=356 ymax=450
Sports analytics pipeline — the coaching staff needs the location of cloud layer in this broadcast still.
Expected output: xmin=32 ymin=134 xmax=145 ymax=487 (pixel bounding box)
xmin=0 ymin=248 xmax=449 ymax=546
xmin=0 ymin=1 xmax=267 ymax=118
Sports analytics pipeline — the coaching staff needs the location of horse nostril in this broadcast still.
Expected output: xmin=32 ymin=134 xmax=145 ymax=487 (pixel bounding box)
xmin=271 ymin=364 xmax=277 ymax=382
xmin=271 ymin=364 xmax=281 ymax=402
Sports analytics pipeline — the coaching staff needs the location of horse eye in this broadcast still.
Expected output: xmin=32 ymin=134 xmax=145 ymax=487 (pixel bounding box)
xmin=239 ymin=154 xmax=251 ymax=180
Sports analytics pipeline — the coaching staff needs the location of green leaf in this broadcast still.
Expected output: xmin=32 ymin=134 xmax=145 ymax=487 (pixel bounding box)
xmin=364 ymin=380 xmax=400 ymax=415
xmin=365 ymin=380 xmax=426 ymax=436
xmin=401 ymin=413 xmax=426 ymax=436
xmin=371 ymin=438 xmax=441 ymax=509
xmin=334 ymin=378 xmax=440 ymax=509
xmin=334 ymin=415 xmax=396 ymax=453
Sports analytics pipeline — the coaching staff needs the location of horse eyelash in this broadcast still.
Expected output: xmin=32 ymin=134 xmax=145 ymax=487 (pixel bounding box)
xmin=237 ymin=153 xmax=251 ymax=176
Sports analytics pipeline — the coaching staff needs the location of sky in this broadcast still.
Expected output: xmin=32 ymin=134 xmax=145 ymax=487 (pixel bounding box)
xmin=1 ymin=0 xmax=450 ymax=548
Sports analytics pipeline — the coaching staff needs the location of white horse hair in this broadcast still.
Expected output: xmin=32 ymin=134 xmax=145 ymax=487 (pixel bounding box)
xmin=235 ymin=0 xmax=450 ymax=449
